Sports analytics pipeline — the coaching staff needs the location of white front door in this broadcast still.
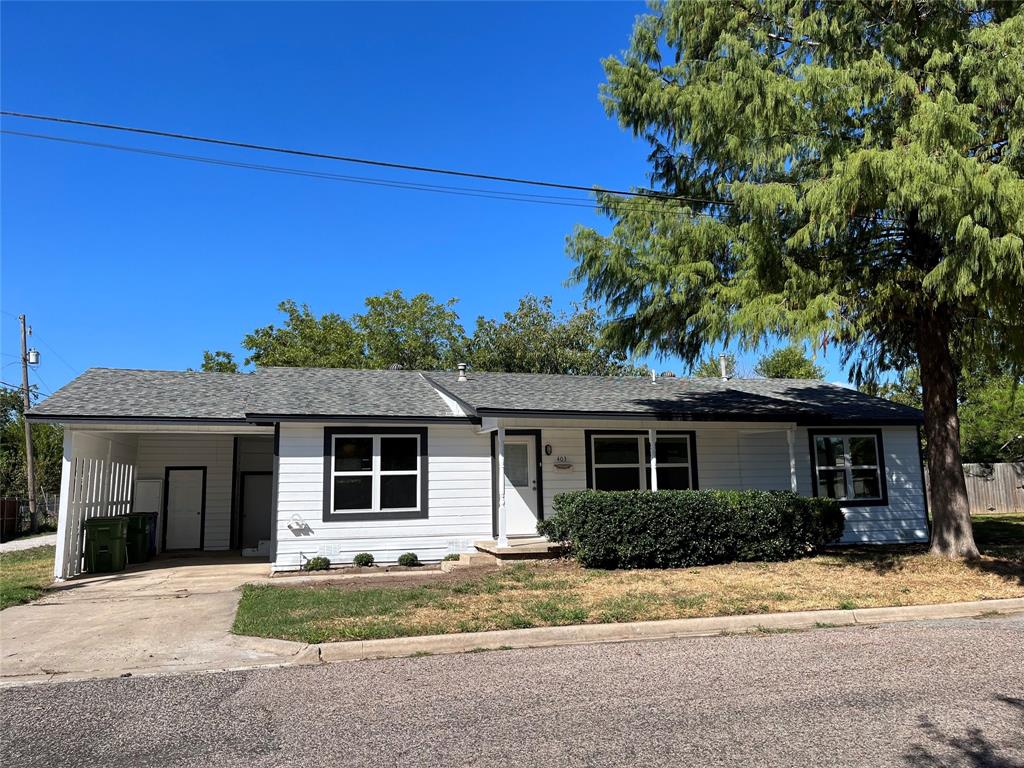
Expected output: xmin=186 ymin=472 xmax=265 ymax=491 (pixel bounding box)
xmin=503 ymin=437 xmax=539 ymax=536
xmin=165 ymin=468 xmax=205 ymax=550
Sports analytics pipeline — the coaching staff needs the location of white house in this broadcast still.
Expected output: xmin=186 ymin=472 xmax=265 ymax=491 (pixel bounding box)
xmin=27 ymin=365 xmax=930 ymax=578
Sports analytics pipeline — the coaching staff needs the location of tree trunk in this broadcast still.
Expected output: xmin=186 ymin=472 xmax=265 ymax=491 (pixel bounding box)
xmin=916 ymin=305 xmax=979 ymax=559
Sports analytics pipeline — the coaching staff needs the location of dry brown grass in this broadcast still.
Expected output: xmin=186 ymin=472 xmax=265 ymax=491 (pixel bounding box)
xmin=234 ymin=544 xmax=1024 ymax=643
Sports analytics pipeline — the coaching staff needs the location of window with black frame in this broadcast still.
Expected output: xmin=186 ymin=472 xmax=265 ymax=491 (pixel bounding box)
xmin=813 ymin=433 xmax=884 ymax=502
xmin=331 ymin=434 xmax=421 ymax=513
xmin=590 ymin=433 xmax=693 ymax=491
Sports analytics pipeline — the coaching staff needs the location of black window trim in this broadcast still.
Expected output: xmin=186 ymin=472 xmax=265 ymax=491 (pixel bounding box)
xmin=322 ymin=426 xmax=429 ymax=522
xmin=807 ymin=427 xmax=889 ymax=507
xmin=583 ymin=429 xmax=699 ymax=491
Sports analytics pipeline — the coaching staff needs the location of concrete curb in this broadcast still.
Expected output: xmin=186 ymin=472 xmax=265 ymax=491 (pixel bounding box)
xmin=3 ymin=598 xmax=1019 ymax=688
xmin=312 ymin=597 xmax=1024 ymax=663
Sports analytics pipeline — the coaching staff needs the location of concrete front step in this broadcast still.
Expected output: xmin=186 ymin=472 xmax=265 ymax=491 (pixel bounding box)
xmin=473 ymin=538 xmax=565 ymax=560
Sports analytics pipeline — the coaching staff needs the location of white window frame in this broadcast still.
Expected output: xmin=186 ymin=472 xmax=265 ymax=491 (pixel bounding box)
xmin=330 ymin=433 xmax=422 ymax=514
xmin=813 ymin=433 xmax=884 ymax=502
xmin=590 ymin=433 xmax=693 ymax=491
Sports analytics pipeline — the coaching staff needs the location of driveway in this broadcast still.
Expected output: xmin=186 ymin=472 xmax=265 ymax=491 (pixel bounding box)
xmin=0 ymin=557 xmax=297 ymax=683
xmin=2 ymin=614 xmax=1021 ymax=767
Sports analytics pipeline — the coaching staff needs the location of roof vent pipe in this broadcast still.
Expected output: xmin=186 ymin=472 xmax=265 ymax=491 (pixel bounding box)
xmin=719 ymin=354 xmax=728 ymax=381
xmin=457 ymin=362 xmax=468 ymax=383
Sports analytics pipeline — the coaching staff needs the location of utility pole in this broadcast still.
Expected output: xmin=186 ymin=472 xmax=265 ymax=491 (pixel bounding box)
xmin=19 ymin=314 xmax=38 ymax=533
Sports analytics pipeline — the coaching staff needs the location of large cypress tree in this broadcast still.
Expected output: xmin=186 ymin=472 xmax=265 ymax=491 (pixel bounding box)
xmin=570 ymin=1 xmax=1023 ymax=558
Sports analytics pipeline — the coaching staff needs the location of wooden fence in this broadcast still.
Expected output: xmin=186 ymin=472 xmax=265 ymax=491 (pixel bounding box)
xmin=0 ymin=494 xmax=60 ymax=542
xmin=962 ymin=463 xmax=1024 ymax=514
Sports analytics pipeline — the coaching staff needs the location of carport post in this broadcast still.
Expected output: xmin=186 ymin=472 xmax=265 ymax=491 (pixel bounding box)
xmin=787 ymin=427 xmax=798 ymax=492
xmin=53 ymin=428 xmax=74 ymax=580
xmin=648 ymin=428 xmax=658 ymax=491
xmin=496 ymin=426 xmax=508 ymax=547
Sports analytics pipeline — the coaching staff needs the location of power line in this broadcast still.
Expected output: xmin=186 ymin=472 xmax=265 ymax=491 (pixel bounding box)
xmin=1 ymin=110 xmax=735 ymax=209
xmin=28 ymin=368 xmax=54 ymax=399
xmin=30 ymin=334 xmax=79 ymax=375
xmin=1 ymin=129 xmax=724 ymax=218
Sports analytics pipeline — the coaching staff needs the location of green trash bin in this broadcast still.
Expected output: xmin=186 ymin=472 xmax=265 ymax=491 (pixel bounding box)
xmin=125 ymin=513 xmax=154 ymax=564
xmin=83 ymin=516 xmax=128 ymax=573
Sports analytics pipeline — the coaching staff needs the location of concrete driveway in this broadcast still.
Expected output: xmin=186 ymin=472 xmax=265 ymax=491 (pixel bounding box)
xmin=0 ymin=557 xmax=299 ymax=683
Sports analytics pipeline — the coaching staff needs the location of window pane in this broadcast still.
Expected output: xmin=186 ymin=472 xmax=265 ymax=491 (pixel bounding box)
xmin=848 ymin=436 xmax=878 ymax=467
xmin=335 ymin=437 xmax=372 ymax=472
xmin=656 ymin=437 xmax=689 ymax=465
xmin=381 ymin=475 xmax=417 ymax=509
xmin=503 ymin=443 xmax=529 ymax=487
xmin=657 ymin=466 xmax=691 ymax=490
xmin=334 ymin=476 xmax=372 ymax=510
xmin=817 ymin=469 xmax=847 ymax=499
xmin=594 ymin=437 xmax=640 ymax=465
xmin=381 ymin=437 xmax=418 ymax=471
xmin=595 ymin=467 xmax=641 ymax=491
xmin=851 ymin=469 xmax=881 ymax=499
xmin=815 ymin=436 xmax=846 ymax=468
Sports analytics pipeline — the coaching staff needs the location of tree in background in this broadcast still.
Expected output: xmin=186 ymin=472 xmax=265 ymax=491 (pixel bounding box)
xmin=356 ymin=290 xmax=467 ymax=371
xmin=201 ymin=292 xmax=635 ymax=376
xmin=200 ymin=350 xmax=239 ymax=373
xmin=468 ymin=295 xmax=637 ymax=375
xmin=692 ymin=353 xmax=736 ymax=378
xmin=755 ymin=346 xmax=825 ymax=380
xmin=240 ymin=299 xmax=365 ymax=369
xmin=0 ymin=386 xmax=62 ymax=507
xmin=569 ymin=1 xmax=1023 ymax=558
xmin=959 ymin=373 xmax=1024 ymax=462
xmin=865 ymin=368 xmax=1024 ymax=463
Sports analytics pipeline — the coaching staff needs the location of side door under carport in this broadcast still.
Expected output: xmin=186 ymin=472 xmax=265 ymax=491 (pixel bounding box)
xmin=239 ymin=471 xmax=273 ymax=550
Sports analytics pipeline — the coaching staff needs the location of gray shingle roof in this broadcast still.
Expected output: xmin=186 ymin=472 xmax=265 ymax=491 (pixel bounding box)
xmin=426 ymin=371 xmax=923 ymax=424
xmin=245 ymin=367 xmax=455 ymax=419
xmin=27 ymin=368 xmax=253 ymax=421
xmin=27 ymin=366 xmax=923 ymax=425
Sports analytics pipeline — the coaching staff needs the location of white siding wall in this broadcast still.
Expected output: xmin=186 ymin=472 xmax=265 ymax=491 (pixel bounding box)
xmin=135 ymin=434 xmax=235 ymax=550
xmin=500 ymin=418 xmax=801 ymax=509
xmin=274 ymin=422 xmax=492 ymax=570
xmin=794 ymin=425 xmax=928 ymax=544
xmin=495 ymin=417 xmax=928 ymax=546
xmin=271 ymin=418 xmax=928 ymax=570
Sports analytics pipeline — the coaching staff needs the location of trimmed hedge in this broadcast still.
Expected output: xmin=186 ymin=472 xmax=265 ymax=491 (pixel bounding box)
xmin=537 ymin=490 xmax=844 ymax=569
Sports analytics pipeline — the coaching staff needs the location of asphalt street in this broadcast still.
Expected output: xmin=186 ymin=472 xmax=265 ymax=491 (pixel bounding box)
xmin=2 ymin=615 xmax=1022 ymax=768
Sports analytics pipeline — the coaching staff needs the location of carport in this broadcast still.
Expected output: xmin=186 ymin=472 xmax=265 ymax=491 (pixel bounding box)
xmin=25 ymin=369 xmax=277 ymax=579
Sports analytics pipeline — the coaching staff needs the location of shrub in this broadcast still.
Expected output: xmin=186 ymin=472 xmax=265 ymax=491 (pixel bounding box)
xmin=353 ymin=552 xmax=375 ymax=567
xmin=537 ymin=490 xmax=844 ymax=569
xmin=441 ymin=553 xmax=461 ymax=562
xmin=303 ymin=556 xmax=331 ymax=571
xmin=397 ymin=552 xmax=421 ymax=567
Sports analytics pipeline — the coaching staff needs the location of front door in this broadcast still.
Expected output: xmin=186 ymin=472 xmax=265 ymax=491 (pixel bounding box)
xmin=241 ymin=472 xmax=273 ymax=549
xmin=503 ymin=436 xmax=540 ymax=536
xmin=164 ymin=468 xmax=205 ymax=550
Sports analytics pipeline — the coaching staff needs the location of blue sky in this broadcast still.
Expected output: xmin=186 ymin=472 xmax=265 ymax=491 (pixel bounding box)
xmin=2 ymin=1 xmax=849 ymax=399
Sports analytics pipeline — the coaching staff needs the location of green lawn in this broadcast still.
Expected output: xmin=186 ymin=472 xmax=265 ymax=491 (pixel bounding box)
xmin=233 ymin=531 xmax=1024 ymax=644
xmin=0 ymin=545 xmax=55 ymax=610
xmin=972 ymin=514 xmax=1024 ymax=546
